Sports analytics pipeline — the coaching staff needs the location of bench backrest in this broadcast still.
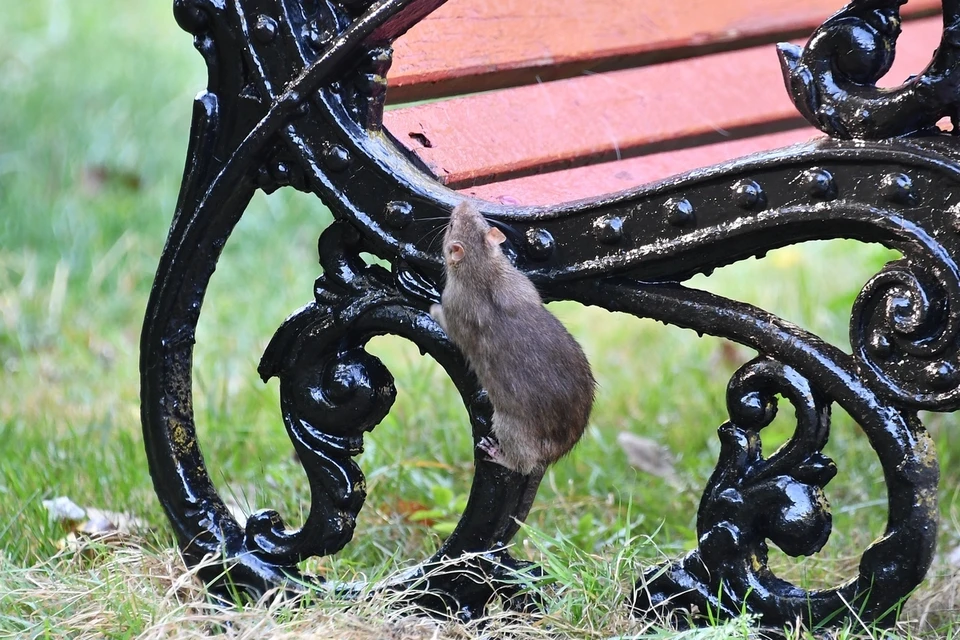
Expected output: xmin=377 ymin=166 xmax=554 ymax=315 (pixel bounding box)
xmin=381 ymin=0 xmax=943 ymax=205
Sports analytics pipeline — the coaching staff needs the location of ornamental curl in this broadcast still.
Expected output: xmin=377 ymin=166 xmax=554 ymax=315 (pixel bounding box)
xmin=637 ymin=357 xmax=838 ymax=623
xmin=246 ymin=331 xmax=397 ymax=564
xmin=778 ymin=1 xmax=960 ymax=138
xmin=172 ymin=0 xmax=220 ymax=34
xmin=851 ymin=259 xmax=960 ymax=410
xmin=703 ymin=357 xmax=837 ymax=558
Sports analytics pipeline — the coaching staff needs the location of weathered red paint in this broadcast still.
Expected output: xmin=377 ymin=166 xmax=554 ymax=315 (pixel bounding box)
xmin=388 ymin=0 xmax=941 ymax=101
xmin=385 ymin=17 xmax=942 ymax=191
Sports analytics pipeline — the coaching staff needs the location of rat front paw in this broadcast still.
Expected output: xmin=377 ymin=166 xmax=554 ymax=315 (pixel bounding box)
xmin=477 ymin=435 xmax=503 ymax=461
xmin=429 ymin=304 xmax=446 ymax=330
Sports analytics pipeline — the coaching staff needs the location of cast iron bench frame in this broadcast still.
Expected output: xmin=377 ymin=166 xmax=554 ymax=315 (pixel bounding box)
xmin=141 ymin=0 xmax=960 ymax=628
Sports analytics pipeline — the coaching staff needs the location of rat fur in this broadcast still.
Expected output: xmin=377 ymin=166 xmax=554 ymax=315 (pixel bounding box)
xmin=430 ymin=202 xmax=596 ymax=474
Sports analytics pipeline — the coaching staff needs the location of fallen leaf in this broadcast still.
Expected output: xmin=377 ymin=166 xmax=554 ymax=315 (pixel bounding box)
xmin=42 ymin=496 xmax=86 ymax=522
xmin=390 ymin=499 xmax=436 ymax=526
xmin=617 ymin=432 xmax=682 ymax=488
xmin=392 ymin=499 xmax=431 ymax=517
xmin=43 ymin=496 xmax=149 ymax=548
xmin=80 ymin=164 xmax=143 ymax=195
xmin=717 ymin=340 xmax=743 ymax=367
xmin=82 ymin=508 xmax=148 ymax=535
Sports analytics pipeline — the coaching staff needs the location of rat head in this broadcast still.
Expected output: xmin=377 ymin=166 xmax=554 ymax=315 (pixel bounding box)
xmin=442 ymin=202 xmax=507 ymax=271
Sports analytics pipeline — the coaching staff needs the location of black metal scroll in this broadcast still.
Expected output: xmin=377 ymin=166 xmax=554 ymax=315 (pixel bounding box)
xmin=142 ymin=0 xmax=955 ymax=627
xmin=779 ymin=0 xmax=960 ymax=139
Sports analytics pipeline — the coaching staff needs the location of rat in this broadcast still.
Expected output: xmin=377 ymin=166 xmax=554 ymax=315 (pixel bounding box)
xmin=429 ymin=201 xmax=596 ymax=475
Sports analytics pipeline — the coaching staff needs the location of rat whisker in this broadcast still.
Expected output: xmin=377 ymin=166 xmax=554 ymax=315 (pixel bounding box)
xmin=425 ymin=224 xmax=450 ymax=249
xmin=420 ymin=228 xmax=445 ymax=249
xmin=412 ymin=222 xmax=449 ymax=250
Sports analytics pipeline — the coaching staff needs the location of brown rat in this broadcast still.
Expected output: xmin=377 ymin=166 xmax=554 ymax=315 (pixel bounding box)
xmin=430 ymin=202 xmax=596 ymax=475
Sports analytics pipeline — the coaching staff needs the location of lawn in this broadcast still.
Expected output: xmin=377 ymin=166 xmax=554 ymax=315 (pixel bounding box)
xmin=2 ymin=2 xmax=960 ymax=638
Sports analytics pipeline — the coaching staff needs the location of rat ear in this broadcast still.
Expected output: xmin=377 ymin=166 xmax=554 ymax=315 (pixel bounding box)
xmin=486 ymin=227 xmax=506 ymax=246
xmin=449 ymin=242 xmax=465 ymax=263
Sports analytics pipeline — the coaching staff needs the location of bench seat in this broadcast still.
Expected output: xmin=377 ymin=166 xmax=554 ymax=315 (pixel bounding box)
xmin=384 ymin=3 xmax=942 ymax=204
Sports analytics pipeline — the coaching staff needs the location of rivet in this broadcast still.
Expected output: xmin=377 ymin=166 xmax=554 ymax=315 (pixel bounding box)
xmin=253 ymin=15 xmax=278 ymax=43
xmin=384 ymin=201 xmax=413 ymax=229
xmin=665 ymin=198 xmax=695 ymax=227
xmin=881 ymin=172 xmax=917 ymax=205
xmin=866 ymin=333 xmax=893 ymax=359
xmin=526 ymin=228 xmax=555 ymax=261
xmin=594 ymin=215 xmax=624 ymax=244
xmin=368 ymin=46 xmax=392 ymax=66
xmin=732 ymin=179 xmax=766 ymax=210
xmin=803 ymin=168 xmax=837 ymax=200
xmin=924 ymin=361 xmax=958 ymax=391
xmin=323 ymin=144 xmax=351 ymax=171
xmin=271 ymin=162 xmax=290 ymax=183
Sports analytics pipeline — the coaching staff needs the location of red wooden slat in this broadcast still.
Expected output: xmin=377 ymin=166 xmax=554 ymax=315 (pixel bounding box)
xmin=384 ymin=16 xmax=943 ymax=188
xmin=388 ymin=0 xmax=941 ymax=101
xmin=460 ymin=128 xmax=825 ymax=206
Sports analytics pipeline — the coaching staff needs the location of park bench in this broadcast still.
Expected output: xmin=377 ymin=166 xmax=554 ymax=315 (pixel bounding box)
xmin=141 ymin=0 xmax=960 ymax=629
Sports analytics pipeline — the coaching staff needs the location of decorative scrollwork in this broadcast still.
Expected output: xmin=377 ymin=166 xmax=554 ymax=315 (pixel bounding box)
xmin=245 ymin=342 xmax=396 ymax=563
xmin=252 ymin=222 xmax=546 ymax=613
xmin=852 ymin=256 xmax=960 ymax=409
xmin=559 ymin=279 xmax=939 ymax=627
xmin=717 ymin=358 xmax=836 ymax=559
xmin=778 ymin=0 xmax=960 ymax=138
xmin=637 ymin=356 xmax=838 ymax=622
xmin=247 ymin=222 xmax=405 ymax=564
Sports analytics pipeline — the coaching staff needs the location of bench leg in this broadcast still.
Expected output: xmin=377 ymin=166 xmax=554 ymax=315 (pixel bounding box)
xmin=563 ymin=279 xmax=938 ymax=626
xmin=142 ymin=194 xmax=544 ymax=614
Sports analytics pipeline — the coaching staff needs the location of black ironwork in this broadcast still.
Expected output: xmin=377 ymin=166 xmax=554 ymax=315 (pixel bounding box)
xmin=142 ymin=0 xmax=955 ymax=627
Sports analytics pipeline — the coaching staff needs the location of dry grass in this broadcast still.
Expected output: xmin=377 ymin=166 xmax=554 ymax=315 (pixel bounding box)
xmin=904 ymin=567 xmax=960 ymax=637
xmin=4 ymin=534 xmax=960 ymax=639
xmin=0 ymin=538 xmax=645 ymax=640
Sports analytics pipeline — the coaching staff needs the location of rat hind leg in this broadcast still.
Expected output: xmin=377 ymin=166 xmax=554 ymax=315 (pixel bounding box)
xmin=487 ymin=414 xmax=542 ymax=475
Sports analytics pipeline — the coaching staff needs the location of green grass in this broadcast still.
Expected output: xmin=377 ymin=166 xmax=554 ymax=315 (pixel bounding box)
xmin=2 ymin=1 xmax=960 ymax=638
